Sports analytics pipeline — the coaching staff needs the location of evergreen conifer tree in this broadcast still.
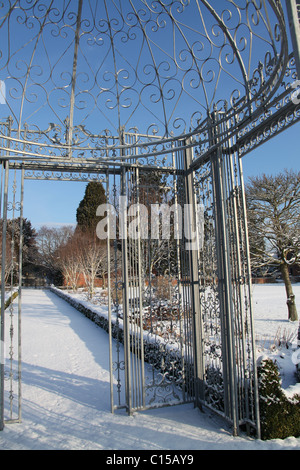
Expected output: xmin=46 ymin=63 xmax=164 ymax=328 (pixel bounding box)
xmin=76 ymin=182 xmax=106 ymax=233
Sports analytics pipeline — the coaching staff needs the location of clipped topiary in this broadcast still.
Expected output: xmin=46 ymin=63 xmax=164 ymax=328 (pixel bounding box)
xmin=258 ymin=358 xmax=300 ymax=440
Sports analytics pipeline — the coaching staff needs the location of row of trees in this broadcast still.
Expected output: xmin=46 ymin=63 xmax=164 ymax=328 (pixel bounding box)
xmin=39 ymin=169 xmax=300 ymax=321
xmin=38 ymin=226 xmax=109 ymax=299
xmin=37 ymin=182 xmax=110 ymax=299
xmin=0 ymin=182 xmax=110 ymax=300
xmin=0 ymin=218 xmax=37 ymax=284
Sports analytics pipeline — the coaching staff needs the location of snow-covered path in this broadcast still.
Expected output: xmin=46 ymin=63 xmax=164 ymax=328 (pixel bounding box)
xmin=0 ymin=288 xmax=299 ymax=450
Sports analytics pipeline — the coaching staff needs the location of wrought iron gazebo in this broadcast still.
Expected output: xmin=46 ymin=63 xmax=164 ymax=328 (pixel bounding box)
xmin=0 ymin=0 xmax=299 ymax=438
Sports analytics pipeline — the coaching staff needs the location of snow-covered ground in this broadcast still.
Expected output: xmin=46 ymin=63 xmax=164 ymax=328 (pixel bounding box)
xmin=252 ymin=283 xmax=300 ymax=399
xmin=0 ymin=284 xmax=299 ymax=450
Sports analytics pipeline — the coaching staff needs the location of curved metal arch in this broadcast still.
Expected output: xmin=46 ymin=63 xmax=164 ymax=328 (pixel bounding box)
xmin=0 ymin=0 xmax=291 ymax=155
xmin=197 ymin=0 xmax=251 ymax=107
xmin=17 ymin=0 xmax=56 ymax=137
xmin=128 ymin=0 xmax=172 ymax=136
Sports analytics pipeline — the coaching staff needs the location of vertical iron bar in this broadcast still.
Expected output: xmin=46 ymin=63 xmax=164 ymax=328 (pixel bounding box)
xmin=210 ymin=111 xmax=239 ymax=436
xmin=0 ymin=162 xmax=3 ymax=219
xmin=107 ymin=170 xmax=114 ymax=413
xmin=173 ymin=144 xmax=186 ymax=401
xmin=121 ymin=167 xmax=132 ymax=415
xmin=179 ymin=145 xmax=193 ymax=400
xmin=8 ymin=169 xmax=17 ymax=421
xmin=237 ymin=155 xmax=261 ymax=440
xmin=68 ymin=0 xmax=83 ymax=157
xmin=183 ymin=140 xmax=205 ymax=407
xmin=223 ymin=117 xmax=249 ymax=428
xmin=136 ymin=166 xmax=145 ymax=409
xmin=17 ymin=166 xmax=24 ymax=423
xmin=0 ymin=160 xmax=9 ymax=430
xmin=113 ymin=168 xmax=122 ymax=408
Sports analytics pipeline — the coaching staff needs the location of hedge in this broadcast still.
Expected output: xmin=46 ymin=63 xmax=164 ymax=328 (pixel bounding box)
xmin=257 ymin=358 xmax=300 ymax=440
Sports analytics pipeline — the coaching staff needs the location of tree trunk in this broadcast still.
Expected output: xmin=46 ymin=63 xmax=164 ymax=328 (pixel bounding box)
xmin=280 ymin=262 xmax=298 ymax=321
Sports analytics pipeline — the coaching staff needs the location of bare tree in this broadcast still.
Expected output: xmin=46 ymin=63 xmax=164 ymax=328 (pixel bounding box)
xmin=36 ymin=225 xmax=75 ymax=279
xmin=57 ymin=235 xmax=82 ymax=291
xmin=79 ymin=233 xmax=107 ymax=299
xmin=0 ymin=231 xmax=14 ymax=284
xmin=246 ymin=170 xmax=300 ymax=321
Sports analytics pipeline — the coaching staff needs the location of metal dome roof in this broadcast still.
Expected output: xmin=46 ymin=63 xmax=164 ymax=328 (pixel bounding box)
xmin=0 ymin=0 xmax=289 ymax=160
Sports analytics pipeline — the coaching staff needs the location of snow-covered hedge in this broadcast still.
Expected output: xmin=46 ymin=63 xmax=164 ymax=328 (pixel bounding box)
xmin=49 ymin=286 xmax=184 ymax=382
xmin=50 ymin=286 xmax=117 ymax=336
xmin=257 ymin=358 xmax=300 ymax=440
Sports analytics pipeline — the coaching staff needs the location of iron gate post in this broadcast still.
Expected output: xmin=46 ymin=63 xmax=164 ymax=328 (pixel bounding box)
xmin=0 ymin=160 xmax=9 ymax=431
xmin=209 ymin=112 xmax=239 ymax=436
xmin=106 ymin=171 xmax=115 ymax=414
xmin=135 ymin=166 xmax=146 ymax=410
xmin=237 ymin=156 xmax=261 ymax=440
xmin=16 ymin=166 xmax=24 ymax=424
xmin=183 ymin=141 xmax=205 ymax=407
xmin=120 ymin=167 xmax=132 ymax=415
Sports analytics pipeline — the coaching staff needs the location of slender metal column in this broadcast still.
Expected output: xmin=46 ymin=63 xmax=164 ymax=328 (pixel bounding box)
xmin=237 ymin=155 xmax=261 ymax=440
xmin=106 ymin=170 xmax=115 ymax=414
xmin=0 ymin=160 xmax=9 ymax=431
xmin=135 ymin=166 xmax=145 ymax=409
xmin=183 ymin=141 xmax=205 ymax=407
xmin=211 ymin=153 xmax=239 ymax=435
xmin=209 ymin=112 xmax=239 ymax=436
xmin=120 ymin=167 xmax=132 ymax=415
xmin=222 ymin=117 xmax=250 ymax=431
xmin=0 ymin=162 xmax=4 ymax=219
xmin=16 ymin=166 xmax=24 ymax=423
xmin=67 ymin=0 xmax=83 ymax=157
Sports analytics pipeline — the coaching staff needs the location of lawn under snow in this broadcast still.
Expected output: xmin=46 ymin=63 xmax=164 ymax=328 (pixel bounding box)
xmin=0 ymin=284 xmax=299 ymax=451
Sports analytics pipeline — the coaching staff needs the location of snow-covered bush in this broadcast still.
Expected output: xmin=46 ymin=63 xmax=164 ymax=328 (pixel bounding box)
xmin=258 ymin=358 xmax=300 ymax=440
xmin=50 ymin=286 xmax=183 ymax=380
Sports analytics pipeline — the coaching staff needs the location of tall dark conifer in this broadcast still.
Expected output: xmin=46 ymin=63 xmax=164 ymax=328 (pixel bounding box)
xmin=76 ymin=182 xmax=106 ymax=234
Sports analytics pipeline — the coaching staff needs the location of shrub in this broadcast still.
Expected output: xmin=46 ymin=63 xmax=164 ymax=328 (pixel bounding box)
xmin=258 ymin=358 xmax=300 ymax=440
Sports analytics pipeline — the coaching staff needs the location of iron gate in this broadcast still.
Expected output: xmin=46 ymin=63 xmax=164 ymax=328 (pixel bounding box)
xmin=107 ymin=158 xmax=197 ymax=414
xmin=106 ymin=134 xmax=260 ymax=436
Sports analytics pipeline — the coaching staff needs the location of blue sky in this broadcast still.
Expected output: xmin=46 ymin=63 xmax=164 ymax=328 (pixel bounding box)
xmin=22 ymin=120 xmax=300 ymax=230
xmin=242 ymin=122 xmax=300 ymax=180
xmin=23 ymin=178 xmax=87 ymax=229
